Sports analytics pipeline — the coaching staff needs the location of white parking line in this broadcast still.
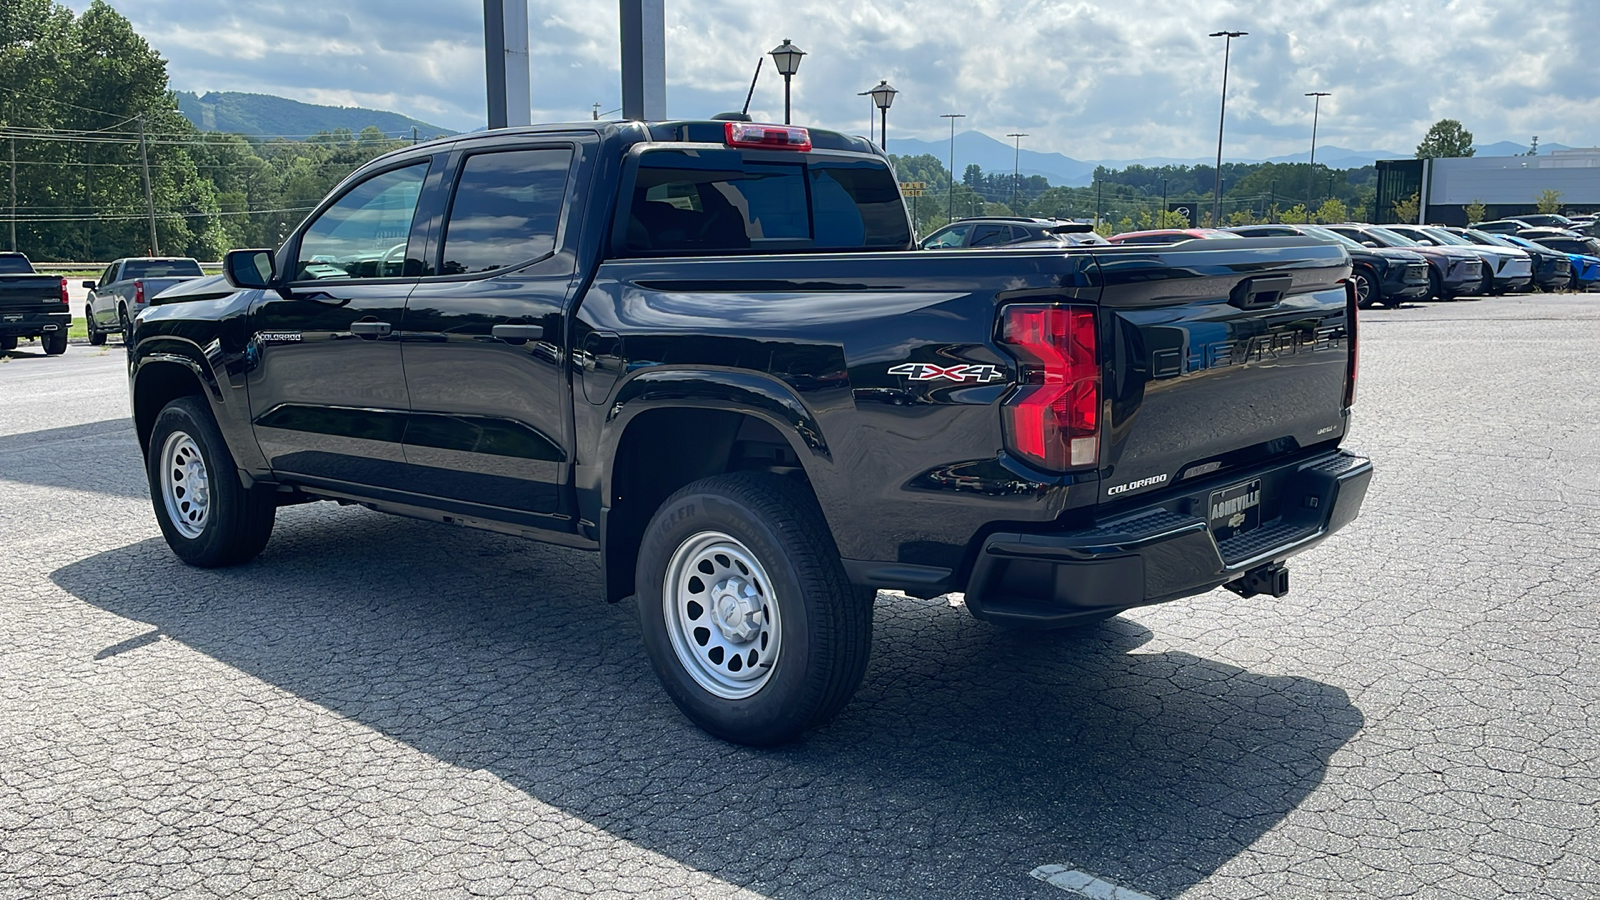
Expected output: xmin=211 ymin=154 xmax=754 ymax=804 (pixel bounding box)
xmin=1030 ymin=865 xmax=1158 ymax=900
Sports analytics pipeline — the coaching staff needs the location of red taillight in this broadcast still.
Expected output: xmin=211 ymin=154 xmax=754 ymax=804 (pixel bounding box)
xmin=59 ymin=277 xmax=68 ymax=305
xmin=999 ymin=304 xmax=1100 ymax=470
xmin=134 ymin=280 xmax=145 ymax=305
xmin=1344 ymin=280 xmax=1359 ymax=408
xmin=724 ymin=122 xmax=812 ymax=151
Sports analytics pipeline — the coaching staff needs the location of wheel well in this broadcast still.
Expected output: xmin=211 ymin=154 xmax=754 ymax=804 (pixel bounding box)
xmin=604 ymin=408 xmax=816 ymax=602
xmin=133 ymin=362 xmax=205 ymax=454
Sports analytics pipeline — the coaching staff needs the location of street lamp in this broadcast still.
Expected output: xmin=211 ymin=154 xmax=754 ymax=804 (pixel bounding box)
xmin=1007 ymin=132 xmax=1028 ymax=210
xmin=1209 ymin=30 xmax=1247 ymax=227
xmin=941 ymin=112 xmax=965 ymax=222
xmin=768 ymin=39 xmax=806 ymax=124
xmin=1306 ymin=91 xmax=1331 ymax=209
xmin=866 ymin=81 xmax=897 ymax=151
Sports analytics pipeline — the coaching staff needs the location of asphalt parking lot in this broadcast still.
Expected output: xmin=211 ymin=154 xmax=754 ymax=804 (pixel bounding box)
xmin=2 ymin=294 xmax=1597 ymax=899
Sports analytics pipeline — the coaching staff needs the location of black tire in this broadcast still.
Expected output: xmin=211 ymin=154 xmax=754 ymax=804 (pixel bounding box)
xmin=0 ymin=335 xmax=16 ymax=351
xmin=1478 ymin=266 xmax=1494 ymax=298
xmin=146 ymin=397 xmax=276 ymax=568
xmin=1428 ymin=268 xmax=1447 ymax=301
xmin=1352 ymin=269 xmax=1379 ymax=309
xmin=636 ymin=472 xmax=872 ymax=746
xmin=42 ymin=329 xmax=67 ymax=355
xmin=86 ymin=307 xmax=106 ymax=346
xmin=119 ymin=307 xmax=133 ymax=344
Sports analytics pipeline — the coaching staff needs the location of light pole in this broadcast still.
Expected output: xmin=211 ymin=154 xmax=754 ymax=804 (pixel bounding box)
xmin=1306 ymin=91 xmax=1330 ymax=210
xmin=941 ymin=112 xmax=965 ymax=223
xmin=1209 ymin=30 xmax=1247 ymax=227
xmin=1007 ymin=132 xmax=1028 ymax=211
xmin=1160 ymin=177 xmax=1168 ymax=227
xmin=868 ymin=81 xmax=897 ymax=151
xmin=769 ymin=39 xmax=806 ymax=124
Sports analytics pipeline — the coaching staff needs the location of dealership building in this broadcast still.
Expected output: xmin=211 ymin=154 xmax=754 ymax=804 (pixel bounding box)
xmin=1374 ymin=149 xmax=1600 ymax=225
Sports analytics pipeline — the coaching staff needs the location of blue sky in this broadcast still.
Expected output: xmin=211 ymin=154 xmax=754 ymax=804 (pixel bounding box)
xmin=67 ymin=0 xmax=1600 ymax=158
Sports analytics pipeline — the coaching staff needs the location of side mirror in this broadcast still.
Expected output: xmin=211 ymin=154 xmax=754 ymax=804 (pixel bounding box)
xmin=1362 ymin=241 xmax=1380 ymax=248
xmin=82 ymin=281 xmax=96 ymax=289
xmin=224 ymin=249 xmax=278 ymax=289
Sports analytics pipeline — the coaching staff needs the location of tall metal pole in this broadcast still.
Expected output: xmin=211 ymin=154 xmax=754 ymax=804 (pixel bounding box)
xmin=8 ymin=138 xmax=15 ymax=252
xmin=941 ymin=113 xmax=965 ymax=223
xmin=484 ymin=0 xmax=531 ymax=128
xmin=783 ymin=73 xmax=792 ymax=125
xmin=137 ymin=115 xmax=158 ymax=256
xmin=1161 ymin=178 xmax=1168 ymax=227
xmin=1306 ymin=91 xmax=1330 ymax=210
xmin=620 ymin=0 xmax=666 ymax=120
xmin=880 ymin=105 xmax=888 ymax=153
xmin=1007 ymin=132 xmax=1028 ymax=211
xmin=1209 ymin=31 xmax=1247 ymax=227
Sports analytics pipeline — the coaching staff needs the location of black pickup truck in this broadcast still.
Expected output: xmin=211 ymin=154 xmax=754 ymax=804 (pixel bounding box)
xmin=129 ymin=120 xmax=1372 ymax=745
xmin=0 ymin=252 xmax=70 ymax=355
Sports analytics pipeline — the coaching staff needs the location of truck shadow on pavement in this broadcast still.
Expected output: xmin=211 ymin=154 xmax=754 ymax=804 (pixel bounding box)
xmin=52 ymin=505 xmax=1363 ymax=899
xmin=0 ymin=418 xmax=146 ymax=499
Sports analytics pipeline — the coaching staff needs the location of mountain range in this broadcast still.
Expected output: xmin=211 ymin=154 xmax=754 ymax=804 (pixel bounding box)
xmin=172 ymin=91 xmax=1578 ymax=184
xmin=174 ymin=91 xmax=455 ymax=140
xmin=887 ymin=132 xmax=1577 ymax=187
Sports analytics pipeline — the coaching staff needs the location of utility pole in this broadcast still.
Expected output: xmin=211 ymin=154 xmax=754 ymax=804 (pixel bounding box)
xmin=1209 ymin=31 xmax=1247 ymax=228
xmin=1305 ymin=92 xmax=1330 ymax=209
xmin=1269 ymin=178 xmax=1276 ymax=222
xmin=9 ymin=138 xmax=15 ymax=253
xmin=137 ymin=115 xmax=158 ymax=256
xmin=1160 ymin=177 xmax=1168 ymax=227
xmin=412 ymin=126 xmax=419 ymax=144
xmin=941 ymin=113 xmax=965 ymax=223
xmin=1095 ymin=178 xmax=1102 ymax=227
xmin=1006 ymin=132 xmax=1028 ymax=211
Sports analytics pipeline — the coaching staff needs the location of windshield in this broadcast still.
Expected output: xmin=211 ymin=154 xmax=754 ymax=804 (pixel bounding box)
xmin=1299 ymin=225 xmax=1366 ymax=251
xmin=1420 ymin=227 xmax=1471 ymax=246
xmin=1365 ymin=227 xmax=1421 ymax=247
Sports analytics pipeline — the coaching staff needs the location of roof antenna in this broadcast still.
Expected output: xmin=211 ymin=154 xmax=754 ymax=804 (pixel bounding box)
xmin=741 ymin=58 xmax=763 ymax=117
xmin=714 ymin=58 xmax=762 ymax=122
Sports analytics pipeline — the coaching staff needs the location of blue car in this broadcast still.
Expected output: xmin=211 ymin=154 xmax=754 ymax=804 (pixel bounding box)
xmin=1506 ymin=234 xmax=1600 ymax=290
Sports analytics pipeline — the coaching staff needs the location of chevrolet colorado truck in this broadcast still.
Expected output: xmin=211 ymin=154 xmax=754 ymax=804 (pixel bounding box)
xmin=128 ymin=121 xmax=1372 ymax=745
xmin=0 ymin=252 xmax=70 ymax=355
xmin=83 ymin=257 xmax=205 ymax=345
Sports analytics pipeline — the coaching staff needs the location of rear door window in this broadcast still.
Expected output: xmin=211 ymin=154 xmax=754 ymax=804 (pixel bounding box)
xmin=439 ymin=148 xmax=573 ymax=275
xmin=969 ymin=224 xmax=1012 ymax=246
xmin=623 ymin=149 xmax=909 ymax=255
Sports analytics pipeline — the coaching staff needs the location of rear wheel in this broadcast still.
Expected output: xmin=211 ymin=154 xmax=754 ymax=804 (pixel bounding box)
xmin=636 ymin=472 xmax=872 ymax=746
xmin=86 ymin=306 xmax=106 ymax=346
xmin=146 ymin=397 xmax=276 ymax=567
xmin=119 ymin=307 xmax=132 ymax=343
xmin=42 ymin=329 xmax=67 ymax=355
xmin=0 ymin=335 xmax=16 ymax=351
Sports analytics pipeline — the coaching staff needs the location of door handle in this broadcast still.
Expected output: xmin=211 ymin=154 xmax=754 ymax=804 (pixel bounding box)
xmin=349 ymin=320 xmax=392 ymax=337
xmin=492 ymin=324 xmax=544 ymax=342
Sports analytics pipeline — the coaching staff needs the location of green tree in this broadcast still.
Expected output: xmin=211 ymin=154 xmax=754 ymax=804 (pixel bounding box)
xmin=1416 ymin=119 xmax=1475 ymax=159
xmin=1313 ymin=197 xmax=1348 ymax=224
xmin=1464 ymin=200 xmax=1488 ymax=224
xmin=1393 ymin=192 xmax=1421 ymax=224
xmin=1535 ymin=189 xmax=1563 ymax=215
xmin=1280 ymin=204 xmax=1309 ymax=225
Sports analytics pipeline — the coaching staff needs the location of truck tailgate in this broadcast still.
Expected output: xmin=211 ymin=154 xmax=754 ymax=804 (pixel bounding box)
xmin=0 ymin=275 xmax=65 ymax=312
xmin=1090 ymin=239 xmax=1353 ymax=504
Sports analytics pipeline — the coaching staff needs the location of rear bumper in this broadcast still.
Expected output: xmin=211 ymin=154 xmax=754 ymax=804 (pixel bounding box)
xmin=962 ymin=450 xmax=1373 ymax=627
xmin=0 ymin=309 xmax=70 ymax=337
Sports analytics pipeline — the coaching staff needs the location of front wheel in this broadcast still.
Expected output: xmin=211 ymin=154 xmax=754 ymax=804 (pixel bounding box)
xmin=1352 ymin=270 xmax=1379 ymax=309
xmin=146 ymin=397 xmax=276 ymax=567
xmin=636 ymin=472 xmax=872 ymax=746
xmin=86 ymin=307 xmax=106 ymax=346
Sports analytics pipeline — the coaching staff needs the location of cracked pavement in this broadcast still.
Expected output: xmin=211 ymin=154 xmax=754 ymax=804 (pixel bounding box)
xmin=1 ymin=295 xmax=1597 ymax=898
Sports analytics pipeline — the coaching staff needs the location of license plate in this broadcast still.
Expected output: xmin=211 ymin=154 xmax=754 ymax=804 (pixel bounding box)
xmin=1208 ymin=479 xmax=1261 ymax=541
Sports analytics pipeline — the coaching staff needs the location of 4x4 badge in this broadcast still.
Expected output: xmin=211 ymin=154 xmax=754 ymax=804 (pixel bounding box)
xmin=888 ymin=363 xmax=1005 ymax=383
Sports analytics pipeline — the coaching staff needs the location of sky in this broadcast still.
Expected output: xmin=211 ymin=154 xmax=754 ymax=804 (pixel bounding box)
xmin=63 ymin=0 xmax=1600 ymax=160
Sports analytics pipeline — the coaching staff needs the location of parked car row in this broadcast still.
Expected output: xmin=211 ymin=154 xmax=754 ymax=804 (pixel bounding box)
xmin=1100 ymin=222 xmax=1599 ymax=307
xmin=0 ymin=254 xmax=207 ymax=357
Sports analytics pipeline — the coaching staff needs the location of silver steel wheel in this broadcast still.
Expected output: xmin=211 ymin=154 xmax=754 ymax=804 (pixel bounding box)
xmin=159 ymin=431 xmax=211 ymax=539
xmin=1354 ymin=273 xmax=1373 ymax=306
xmin=662 ymin=531 xmax=781 ymax=700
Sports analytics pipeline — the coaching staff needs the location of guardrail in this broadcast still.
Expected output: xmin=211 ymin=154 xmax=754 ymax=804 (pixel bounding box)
xmin=32 ymin=262 xmax=223 ymax=271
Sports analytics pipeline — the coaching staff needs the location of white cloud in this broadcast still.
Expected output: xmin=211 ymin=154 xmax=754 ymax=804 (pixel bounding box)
xmin=66 ymin=0 xmax=1600 ymax=158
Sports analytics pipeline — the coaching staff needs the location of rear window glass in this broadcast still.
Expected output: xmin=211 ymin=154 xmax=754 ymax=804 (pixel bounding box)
xmin=440 ymin=148 xmax=572 ymax=275
xmin=0 ymin=255 xmax=36 ymax=274
xmin=121 ymin=259 xmax=203 ymax=279
xmin=623 ymin=149 xmax=910 ymax=255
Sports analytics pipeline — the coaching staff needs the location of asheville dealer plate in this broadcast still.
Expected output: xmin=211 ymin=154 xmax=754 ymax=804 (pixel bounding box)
xmin=1208 ymin=479 xmax=1261 ymax=542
